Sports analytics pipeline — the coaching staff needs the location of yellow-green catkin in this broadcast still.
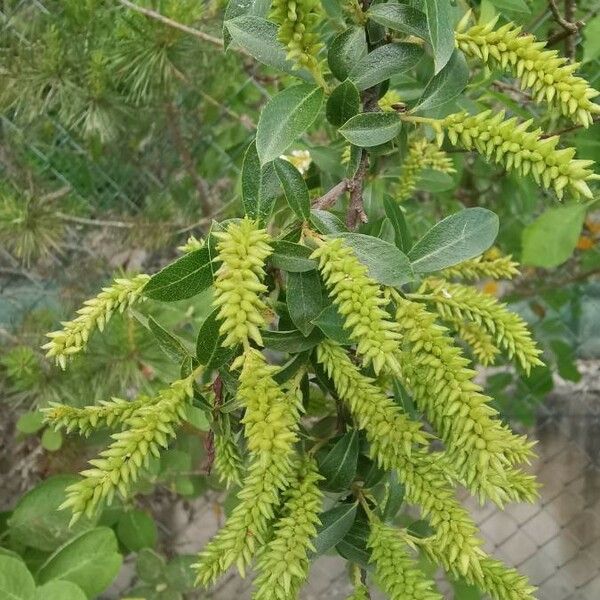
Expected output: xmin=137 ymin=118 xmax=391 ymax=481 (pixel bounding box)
xmin=214 ymin=430 xmax=244 ymax=489
xmin=311 ymin=238 xmax=401 ymax=375
xmin=454 ymin=320 xmax=501 ymax=366
xmin=378 ymin=89 xmax=403 ymax=111
xmin=212 ymin=218 xmax=272 ymax=349
xmin=456 ymin=16 xmax=600 ymax=127
xmin=393 ymin=295 xmax=538 ymax=504
xmin=42 ymin=273 xmax=150 ymax=368
xmin=270 ymin=0 xmax=323 ymax=76
xmin=368 ymin=520 xmax=442 ymax=600
xmin=477 ymin=556 xmax=537 ymax=600
xmin=252 ymin=457 xmax=323 ymax=600
xmin=435 ymin=110 xmax=598 ymax=199
xmin=194 ymin=350 xmax=300 ymax=584
xmin=419 ymin=278 xmax=544 ymax=373
xmin=178 ymin=235 xmax=204 ymax=253
xmin=441 ymin=250 xmax=520 ymax=281
xmin=43 ymin=394 xmax=154 ymax=436
xmin=60 ymin=377 xmax=193 ymax=522
xmin=316 ymin=340 xmax=486 ymax=577
xmin=395 ymin=139 xmax=456 ymax=202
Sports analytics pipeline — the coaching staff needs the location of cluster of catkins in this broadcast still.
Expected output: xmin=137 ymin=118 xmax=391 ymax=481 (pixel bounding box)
xmin=43 ymin=215 xmax=545 ymax=600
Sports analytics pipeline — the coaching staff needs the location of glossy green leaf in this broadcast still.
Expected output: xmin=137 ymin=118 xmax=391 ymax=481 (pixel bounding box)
xmin=144 ymin=248 xmax=213 ymax=302
xmin=335 ymin=511 xmax=371 ymax=568
xmin=256 ymin=84 xmax=324 ymax=165
xmin=286 ymin=271 xmax=323 ymax=336
xmin=412 ymin=50 xmax=469 ymax=113
xmin=408 ymin=208 xmax=499 ymax=273
xmin=313 ymin=304 xmax=352 ymax=344
xmin=117 ymin=510 xmax=158 ymax=552
xmin=0 ymin=556 xmax=35 ymax=600
xmin=312 ymin=503 xmax=358 ymax=555
xmin=382 ymin=471 xmax=405 ymax=522
xmin=37 ymin=527 xmax=122 ymax=598
xmin=242 ymin=141 xmax=279 ymax=225
xmin=317 ymin=429 xmax=359 ymax=491
xmin=184 ymin=405 xmax=210 ymax=431
xmin=424 ymin=0 xmax=455 ymax=73
xmin=270 ymin=240 xmax=318 ymax=272
xmin=339 ymin=112 xmax=402 ymax=147
xmin=148 ymin=317 xmax=191 ymax=363
xmin=521 ymin=204 xmax=586 ymax=269
xmin=349 ymin=43 xmax=424 ymax=90
xmin=274 ymin=158 xmax=311 ymax=220
xmin=326 ymin=80 xmax=360 ymax=127
xmin=328 ymin=27 xmax=368 ymax=81
xmin=262 ymin=328 xmax=323 ymax=353
xmin=224 ymin=16 xmax=312 ymax=79
xmin=196 ymin=308 xmax=235 ymax=369
xmin=33 ymin=581 xmax=87 ymax=600
xmin=136 ymin=548 xmax=166 ymax=584
xmin=336 ymin=232 xmax=414 ymax=286
xmin=383 ymin=196 xmax=410 ymax=252
xmin=367 ymin=3 xmax=429 ymax=41
xmin=8 ymin=476 xmax=96 ymax=552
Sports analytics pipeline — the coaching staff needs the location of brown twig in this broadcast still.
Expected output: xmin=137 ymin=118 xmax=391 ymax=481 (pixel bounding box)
xmin=55 ymin=212 xmax=134 ymax=228
xmin=312 ymin=180 xmax=350 ymax=210
xmin=203 ymin=375 xmax=224 ymax=476
xmin=117 ymin=0 xmax=223 ymax=47
xmin=346 ymin=151 xmax=370 ymax=229
xmin=547 ymin=0 xmax=584 ymax=51
xmin=540 ymin=116 xmax=600 ymax=138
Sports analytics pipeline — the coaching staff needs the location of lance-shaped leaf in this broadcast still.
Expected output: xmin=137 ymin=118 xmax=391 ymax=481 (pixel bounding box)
xmin=367 ymin=3 xmax=429 ymax=41
xmin=274 ymin=158 xmax=311 ymax=220
xmin=339 ymin=112 xmax=402 ymax=147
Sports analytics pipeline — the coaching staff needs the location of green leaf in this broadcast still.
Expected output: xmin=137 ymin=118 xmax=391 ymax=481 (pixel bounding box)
xmin=521 ymin=204 xmax=586 ymax=269
xmin=452 ymin=579 xmax=483 ymax=599
xmin=412 ymin=50 xmax=468 ymax=113
xmin=312 ymin=503 xmax=358 ymax=555
xmin=136 ymin=548 xmax=166 ymax=584
xmin=335 ymin=512 xmax=371 ymax=568
xmin=184 ymin=405 xmax=210 ymax=431
xmin=328 ymin=27 xmax=368 ymax=81
xmin=326 ymin=80 xmax=360 ymax=127
xmin=336 ymin=232 xmax=414 ymax=286
xmin=310 ymin=209 xmax=347 ymax=234
xmin=583 ymin=16 xmax=600 ymax=63
xmin=242 ymin=142 xmax=279 ymax=225
xmin=382 ymin=471 xmax=405 ymax=521
xmin=339 ymin=112 xmax=402 ymax=147
xmin=313 ymin=304 xmax=352 ymax=344
xmin=423 ymin=0 xmax=455 ymax=73
xmin=196 ymin=308 xmax=235 ymax=370
xmin=37 ymin=527 xmax=122 ymax=599
xmin=256 ymin=84 xmax=324 ymax=165
xmin=286 ymin=271 xmax=323 ymax=336
xmin=41 ymin=428 xmax=62 ymax=452
xmin=349 ymin=43 xmax=424 ymax=91
xmin=16 ymin=411 xmax=45 ymax=434
xmin=224 ymin=16 xmax=312 ymax=79
xmin=274 ymin=159 xmax=311 ymax=220
xmin=317 ymin=429 xmax=359 ymax=491
xmin=165 ymin=555 xmax=197 ymax=592
xmin=8 ymin=476 xmax=97 ymax=553
xmin=269 ymin=240 xmax=318 ymax=272
xmin=222 ymin=0 xmax=270 ymax=49
xmin=34 ymin=580 xmax=87 ymax=600
xmin=262 ymin=328 xmax=323 ymax=352
xmin=488 ymin=0 xmax=530 ymax=13
xmin=383 ymin=196 xmax=410 ymax=252
xmin=367 ymin=3 xmax=429 ymax=41
xmin=144 ymin=248 xmax=213 ymax=302
xmin=117 ymin=510 xmax=158 ymax=553
xmin=408 ymin=208 xmax=499 ymax=273
xmin=148 ymin=317 xmax=191 ymax=363
xmin=0 ymin=556 xmax=35 ymax=600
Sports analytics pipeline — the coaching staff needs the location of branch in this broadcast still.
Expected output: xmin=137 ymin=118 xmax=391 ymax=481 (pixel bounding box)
xmin=312 ymin=180 xmax=350 ymax=210
xmin=540 ymin=115 xmax=600 ymax=138
xmin=547 ymin=0 xmax=584 ymax=50
xmin=548 ymin=0 xmax=580 ymax=32
xmin=55 ymin=212 xmax=134 ymax=229
xmin=346 ymin=151 xmax=370 ymax=229
xmin=117 ymin=0 xmax=223 ymax=48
